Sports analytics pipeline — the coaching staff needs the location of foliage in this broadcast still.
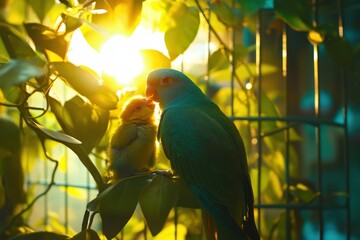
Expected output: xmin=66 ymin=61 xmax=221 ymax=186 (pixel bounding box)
xmin=0 ymin=0 xmax=355 ymax=239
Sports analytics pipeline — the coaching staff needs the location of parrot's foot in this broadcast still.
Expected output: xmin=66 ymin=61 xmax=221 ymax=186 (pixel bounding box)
xmin=151 ymin=169 xmax=174 ymax=178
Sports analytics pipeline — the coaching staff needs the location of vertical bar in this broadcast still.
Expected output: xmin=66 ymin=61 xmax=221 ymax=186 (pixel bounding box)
xmin=337 ymin=0 xmax=350 ymax=239
xmin=44 ymin=152 xmax=49 ymax=229
xmin=285 ymin=128 xmax=291 ymax=239
xmin=281 ymin=23 xmax=288 ymax=81
xmin=255 ymin=10 xmax=262 ymax=234
xmin=64 ymin=151 xmax=69 ymax=234
xmin=230 ymin=0 xmax=237 ymax=118
xmin=312 ymin=0 xmax=323 ymax=239
xmin=205 ymin=9 xmax=211 ymax=96
xmin=230 ymin=30 xmax=235 ymax=118
xmin=63 ymin=84 xmax=69 ymax=234
xmin=282 ymin=22 xmax=291 ymax=240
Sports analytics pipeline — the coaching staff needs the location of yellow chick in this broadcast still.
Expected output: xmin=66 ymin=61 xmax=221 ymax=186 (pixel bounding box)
xmin=108 ymin=96 xmax=157 ymax=180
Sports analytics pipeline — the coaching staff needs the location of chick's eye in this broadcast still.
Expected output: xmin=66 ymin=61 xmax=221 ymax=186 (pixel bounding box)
xmin=160 ymin=76 xmax=172 ymax=85
xmin=135 ymin=105 xmax=142 ymax=110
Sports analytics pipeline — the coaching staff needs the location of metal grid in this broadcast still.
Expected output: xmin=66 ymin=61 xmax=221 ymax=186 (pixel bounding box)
xmin=21 ymin=0 xmax=353 ymax=239
xmin=227 ymin=1 xmax=351 ymax=239
xmin=201 ymin=0 xmax=351 ymax=239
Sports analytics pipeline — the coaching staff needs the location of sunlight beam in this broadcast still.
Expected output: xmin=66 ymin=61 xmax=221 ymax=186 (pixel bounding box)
xmin=99 ymin=35 xmax=144 ymax=86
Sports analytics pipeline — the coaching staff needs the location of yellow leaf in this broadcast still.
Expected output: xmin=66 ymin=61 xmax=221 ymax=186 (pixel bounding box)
xmin=153 ymin=223 xmax=187 ymax=240
xmin=250 ymin=167 xmax=270 ymax=199
xmin=296 ymin=183 xmax=309 ymax=191
xmin=308 ymin=30 xmax=324 ymax=45
xmin=58 ymin=155 xmax=67 ymax=173
xmin=59 ymin=186 xmax=87 ymax=200
xmin=269 ymin=170 xmax=283 ymax=200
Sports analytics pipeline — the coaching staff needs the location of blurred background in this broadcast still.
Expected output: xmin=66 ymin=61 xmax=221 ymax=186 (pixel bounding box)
xmin=0 ymin=0 xmax=359 ymax=239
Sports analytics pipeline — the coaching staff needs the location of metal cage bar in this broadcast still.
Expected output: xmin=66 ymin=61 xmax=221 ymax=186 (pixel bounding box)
xmin=20 ymin=0 xmax=352 ymax=239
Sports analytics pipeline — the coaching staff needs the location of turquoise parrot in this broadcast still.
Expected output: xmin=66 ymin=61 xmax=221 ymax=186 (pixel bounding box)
xmin=146 ymin=69 xmax=259 ymax=240
xmin=108 ymin=96 xmax=157 ymax=180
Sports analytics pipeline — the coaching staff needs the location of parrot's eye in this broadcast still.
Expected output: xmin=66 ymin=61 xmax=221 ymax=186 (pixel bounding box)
xmin=160 ymin=76 xmax=172 ymax=85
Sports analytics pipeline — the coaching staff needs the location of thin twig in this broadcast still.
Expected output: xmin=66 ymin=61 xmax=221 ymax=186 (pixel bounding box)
xmin=194 ymin=0 xmax=254 ymax=92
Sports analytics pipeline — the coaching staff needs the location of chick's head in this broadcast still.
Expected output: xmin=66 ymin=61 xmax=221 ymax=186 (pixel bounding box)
xmin=120 ymin=96 xmax=156 ymax=123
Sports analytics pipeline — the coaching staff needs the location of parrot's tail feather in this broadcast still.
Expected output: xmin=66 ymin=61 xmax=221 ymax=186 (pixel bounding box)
xmin=243 ymin=206 xmax=260 ymax=240
xmin=201 ymin=211 xmax=217 ymax=240
xmin=243 ymin=177 xmax=260 ymax=240
xmin=189 ymin=184 xmax=249 ymax=240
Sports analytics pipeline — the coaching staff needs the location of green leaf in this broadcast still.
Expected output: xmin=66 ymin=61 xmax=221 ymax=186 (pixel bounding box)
xmin=59 ymin=0 xmax=72 ymax=8
xmin=209 ymin=62 xmax=277 ymax=84
xmin=274 ymin=0 xmax=313 ymax=31
xmin=237 ymin=0 xmax=266 ymax=15
xmin=261 ymin=93 xmax=280 ymax=117
xmin=175 ymin=179 xmax=199 ymax=209
xmin=71 ymin=229 xmax=100 ymax=240
xmin=24 ymin=23 xmax=68 ymax=59
xmin=0 ymin=59 xmax=46 ymax=87
xmin=0 ymin=118 xmax=26 ymax=205
xmin=0 ymin=85 xmax=24 ymax=103
xmin=268 ymin=212 xmax=287 ymax=240
xmin=61 ymin=13 xmax=83 ymax=33
xmin=209 ymin=1 xmax=244 ymax=27
xmin=164 ymin=2 xmax=199 ymax=60
xmin=46 ymin=3 xmax=68 ymax=27
xmin=8 ymin=231 xmax=70 ymax=240
xmin=249 ymin=166 xmax=269 ymax=199
xmin=80 ymin=20 xmax=109 ymax=51
xmin=139 ymin=175 xmax=179 ymax=236
xmin=209 ymin=44 xmax=255 ymax=72
xmin=49 ymin=96 xmax=109 ymax=153
xmin=208 ymin=48 xmax=229 ymax=72
xmin=0 ymin=39 xmax=9 ymax=60
xmin=139 ymin=49 xmax=171 ymax=71
xmin=234 ymin=44 xmax=255 ymax=63
xmin=289 ymin=182 xmax=319 ymax=203
xmin=0 ymin=22 xmax=38 ymax=59
xmin=88 ymin=85 xmax=118 ymax=110
xmin=52 ymin=62 xmax=118 ymax=109
xmin=2 ymin=0 xmax=26 ymax=24
xmin=99 ymin=174 xmax=153 ymax=239
xmin=267 ymin=170 xmax=283 ymax=200
xmin=25 ymin=0 xmax=55 ymax=22
xmin=87 ymin=198 xmax=99 ymax=212
xmin=92 ymin=0 xmax=143 ymax=36
xmin=30 ymin=121 xmax=82 ymax=145
xmin=324 ymin=35 xmax=354 ymax=70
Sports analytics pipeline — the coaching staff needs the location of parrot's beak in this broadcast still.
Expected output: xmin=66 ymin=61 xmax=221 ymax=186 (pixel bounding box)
xmin=146 ymin=85 xmax=159 ymax=103
xmin=145 ymin=98 xmax=156 ymax=110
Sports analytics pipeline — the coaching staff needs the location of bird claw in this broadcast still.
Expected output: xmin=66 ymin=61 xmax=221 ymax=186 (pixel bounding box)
xmin=151 ymin=169 xmax=175 ymax=178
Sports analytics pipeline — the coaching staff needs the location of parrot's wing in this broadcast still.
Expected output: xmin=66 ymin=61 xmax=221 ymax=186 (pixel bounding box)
xmin=159 ymin=104 xmax=257 ymax=239
xmin=159 ymin=104 xmax=248 ymax=211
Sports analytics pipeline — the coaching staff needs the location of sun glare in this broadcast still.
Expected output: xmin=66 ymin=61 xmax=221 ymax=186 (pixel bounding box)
xmin=99 ymin=35 xmax=144 ymax=85
xmin=67 ymin=26 xmax=167 ymax=86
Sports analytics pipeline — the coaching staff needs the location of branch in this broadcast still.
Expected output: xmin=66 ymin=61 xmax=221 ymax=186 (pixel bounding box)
xmin=20 ymin=103 xmax=107 ymax=192
xmin=63 ymin=143 xmax=107 ymax=192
